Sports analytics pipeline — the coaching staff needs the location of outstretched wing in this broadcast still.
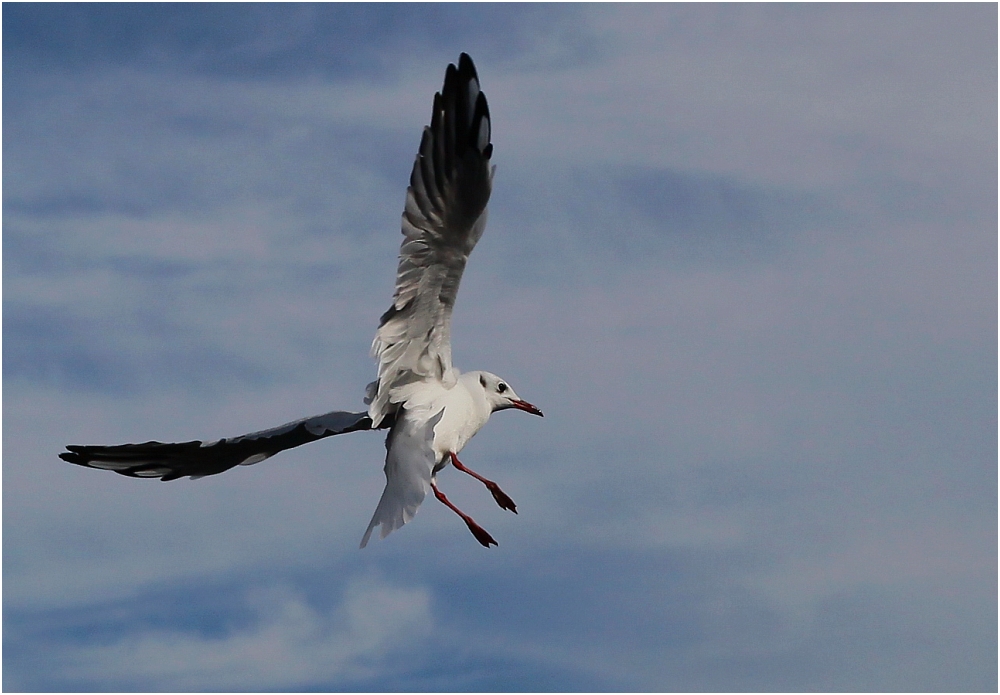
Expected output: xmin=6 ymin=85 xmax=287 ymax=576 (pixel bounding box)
xmin=59 ymin=410 xmax=375 ymax=481
xmin=368 ymin=53 xmax=494 ymax=427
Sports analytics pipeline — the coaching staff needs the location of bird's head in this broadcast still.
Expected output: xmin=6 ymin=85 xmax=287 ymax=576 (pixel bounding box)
xmin=474 ymin=371 xmax=543 ymax=417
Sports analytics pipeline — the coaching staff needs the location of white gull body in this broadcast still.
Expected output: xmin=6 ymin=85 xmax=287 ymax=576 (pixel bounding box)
xmin=59 ymin=53 xmax=542 ymax=549
xmin=360 ymin=54 xmax=542 ymax=546
xmin=361 ymin=370 xmax=539 ymax=548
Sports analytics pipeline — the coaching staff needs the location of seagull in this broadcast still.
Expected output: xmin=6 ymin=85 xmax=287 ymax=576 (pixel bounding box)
xmin=59 ymin=53 xmax=542 ymax=549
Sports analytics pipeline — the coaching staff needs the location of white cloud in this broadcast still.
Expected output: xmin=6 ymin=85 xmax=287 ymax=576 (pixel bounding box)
xmin=51 ymin=578 xmax=432 ymax=691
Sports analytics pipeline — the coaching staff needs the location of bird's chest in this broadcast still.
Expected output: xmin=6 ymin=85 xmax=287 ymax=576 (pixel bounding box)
xmin=429 ymin=393 xmax=490 ymax=461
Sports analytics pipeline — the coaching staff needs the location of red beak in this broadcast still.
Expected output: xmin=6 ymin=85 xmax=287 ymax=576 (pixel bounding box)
xmin=511 ymin=399 xmax=544 ymax=417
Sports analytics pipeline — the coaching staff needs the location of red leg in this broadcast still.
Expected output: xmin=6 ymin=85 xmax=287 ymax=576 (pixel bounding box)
xmin=449 ymin=452 xmax=517 ymax=514
xmin=431 ymin=481 xmax=497 ymax=548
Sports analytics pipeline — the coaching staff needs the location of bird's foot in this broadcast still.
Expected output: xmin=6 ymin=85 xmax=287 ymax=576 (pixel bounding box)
xmin=486 ymin=482 xmax=517 ymax=514
xmin=464 ymin=517 xmax=498 ymax=547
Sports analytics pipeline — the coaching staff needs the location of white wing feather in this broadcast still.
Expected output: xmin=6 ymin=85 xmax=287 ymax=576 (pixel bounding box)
xmin=359 ymin=410 xmax=442 ymax=548
xmin=368 ymin=53 xmax=494 ymax=427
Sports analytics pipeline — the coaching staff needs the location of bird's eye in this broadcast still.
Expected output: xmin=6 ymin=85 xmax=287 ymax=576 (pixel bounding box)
xmin=497 ymin=382 xmax=507 ymax=393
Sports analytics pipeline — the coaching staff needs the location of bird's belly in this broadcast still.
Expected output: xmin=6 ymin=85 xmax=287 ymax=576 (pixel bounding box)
xmin=432 ymin=407 xmax=487 ymax=460
xmin=432 ymin=423 xmax=472 ymax=460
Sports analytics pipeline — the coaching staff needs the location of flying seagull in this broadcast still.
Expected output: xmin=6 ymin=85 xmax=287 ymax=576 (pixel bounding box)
xmin=59 ymin=53 xmax=543 ymax=549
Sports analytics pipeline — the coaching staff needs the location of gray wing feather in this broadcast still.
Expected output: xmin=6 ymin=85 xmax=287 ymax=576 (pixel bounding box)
xmin=368 ymin=53 xmax=494 ymax=427
xmin=359 ymin=410 xmax=442 ymax=548
xmin=59 ymin=410 xmax=374 ymax=481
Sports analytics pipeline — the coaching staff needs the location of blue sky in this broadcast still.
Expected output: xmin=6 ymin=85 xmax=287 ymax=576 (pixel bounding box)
xmin=3 ymin=3 xmax=996 ymax=691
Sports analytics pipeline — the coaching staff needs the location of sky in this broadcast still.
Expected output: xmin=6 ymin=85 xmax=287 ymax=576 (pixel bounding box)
xmin=3 ymin=3 xmax=996 ymax=692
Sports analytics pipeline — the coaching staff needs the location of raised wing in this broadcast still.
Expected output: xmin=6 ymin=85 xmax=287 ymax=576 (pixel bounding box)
xmin=368 ymin=53 xmax=494 ymax=427
xmin=59 ymin=410 xmax=374 ymax=481
xmin=359 ymin=409 xmax=442 ymax=548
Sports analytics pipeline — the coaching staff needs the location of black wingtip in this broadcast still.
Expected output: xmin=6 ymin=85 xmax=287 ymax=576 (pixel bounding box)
xmin=437 ymin=53 xmax=490 ymax=162
xmin=60 ymin=445 xmax=97 ymax=466
xmin=457 ymin=52 xmax=477 ymax=78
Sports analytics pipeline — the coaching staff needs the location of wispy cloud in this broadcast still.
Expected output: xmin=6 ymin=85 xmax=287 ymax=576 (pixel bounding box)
xmin=13 ymin=578 xmax=431 ymax=692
